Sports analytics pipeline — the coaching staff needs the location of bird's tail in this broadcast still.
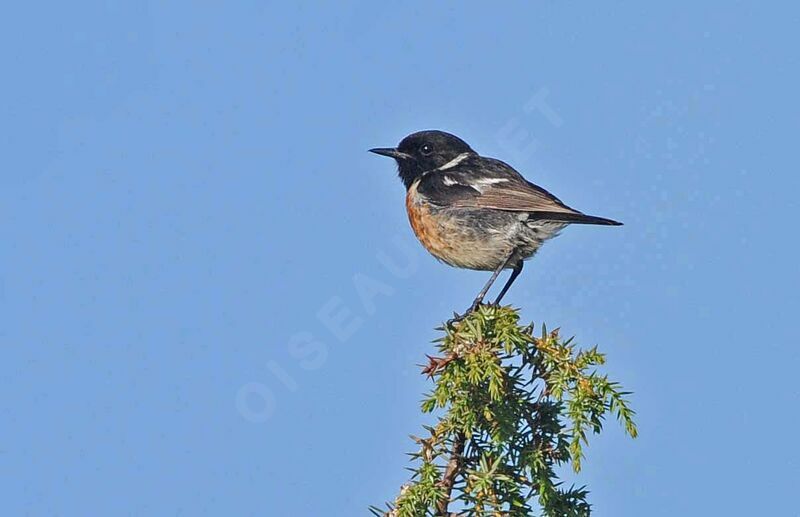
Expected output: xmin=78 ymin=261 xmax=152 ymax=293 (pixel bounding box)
xmin=531 ymin=211 xmax=623 ymax=226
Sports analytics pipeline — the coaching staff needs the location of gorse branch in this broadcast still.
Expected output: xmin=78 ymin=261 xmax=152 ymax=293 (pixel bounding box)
xmin=370 ymin=305 xmax=637 ymax=517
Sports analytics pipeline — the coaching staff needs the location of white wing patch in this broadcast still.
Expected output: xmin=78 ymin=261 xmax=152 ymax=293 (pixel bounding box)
xmin=470 ymin=177 xmax=508 ymax=193
xmin=441 ymin=175 xmax=509 ymax=192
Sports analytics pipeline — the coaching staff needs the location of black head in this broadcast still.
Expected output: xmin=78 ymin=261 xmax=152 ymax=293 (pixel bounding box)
xmin=370 ymin=130 xmax=475 ymax=189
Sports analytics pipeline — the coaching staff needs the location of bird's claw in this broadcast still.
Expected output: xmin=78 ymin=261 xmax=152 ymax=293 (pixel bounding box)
xmin=446 ymin=311 xmax=466 ymax=327
xmin=446 ymin=300 xmax=487 ymax=328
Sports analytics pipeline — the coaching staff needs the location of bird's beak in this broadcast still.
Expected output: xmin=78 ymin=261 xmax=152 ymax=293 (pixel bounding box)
xmin=369 ymin=147 xmax=411 ymax=160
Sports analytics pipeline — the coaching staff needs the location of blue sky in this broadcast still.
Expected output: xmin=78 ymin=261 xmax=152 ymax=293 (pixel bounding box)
xmin=2 ymin=2 xmax=798 ymax=515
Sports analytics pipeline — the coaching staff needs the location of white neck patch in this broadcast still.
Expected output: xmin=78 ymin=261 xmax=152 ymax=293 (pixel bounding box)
xmin=436 ymin=152 xmax=471 ymax=171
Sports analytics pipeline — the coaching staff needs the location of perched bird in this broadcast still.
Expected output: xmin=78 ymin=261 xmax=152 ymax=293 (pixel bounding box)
xmin=370 ymin=130 xmax=622 ymax=319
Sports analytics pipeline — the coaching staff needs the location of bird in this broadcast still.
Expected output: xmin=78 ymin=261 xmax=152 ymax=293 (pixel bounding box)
xmin=369 ymin=130 xmax=622 ymax=320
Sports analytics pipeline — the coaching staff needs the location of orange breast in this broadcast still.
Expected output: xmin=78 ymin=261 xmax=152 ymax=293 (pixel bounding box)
xmin=405 ymin=182 xmax=456 ymax=262
xmin=404 ymin=180 xmax=514 ymax=271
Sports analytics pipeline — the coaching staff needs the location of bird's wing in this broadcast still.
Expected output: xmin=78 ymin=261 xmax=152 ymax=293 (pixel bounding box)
xmin=457 ymin=180 xmax=577 ymax=214
xmin=429 ymin=157 xmax=577 ymax=214
xmin=419 ymin=158 xmax=622 ymax=225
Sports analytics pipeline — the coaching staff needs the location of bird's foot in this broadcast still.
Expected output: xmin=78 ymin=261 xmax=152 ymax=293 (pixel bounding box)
xmin=446 ymin=312 xmax=466 ymax=327
xmin=446 ymin=299 xmax=486 ymax=327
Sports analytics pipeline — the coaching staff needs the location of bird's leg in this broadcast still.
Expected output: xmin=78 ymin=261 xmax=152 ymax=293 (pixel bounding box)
xmin=493 ymin=260 xmax=523 ymax=305
xmin=448 ymin=249 xmax=519 ymax=326
xmin=467 ymin=262 xmax=507 ymax=311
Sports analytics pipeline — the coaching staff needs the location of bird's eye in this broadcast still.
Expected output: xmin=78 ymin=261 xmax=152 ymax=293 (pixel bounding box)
xmin=420 ymin=144 xmax=433 ymax=156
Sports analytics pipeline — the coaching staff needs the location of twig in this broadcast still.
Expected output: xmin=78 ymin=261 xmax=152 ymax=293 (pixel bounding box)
xmin=436 ymin=432 xmax=466 ymax=516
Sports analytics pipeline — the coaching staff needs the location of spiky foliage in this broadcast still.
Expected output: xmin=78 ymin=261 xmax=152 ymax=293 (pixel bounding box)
xmin=370 ymin=305 xmax=637 ymax=517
